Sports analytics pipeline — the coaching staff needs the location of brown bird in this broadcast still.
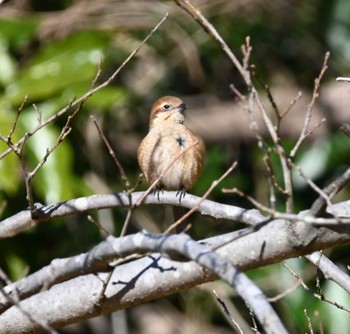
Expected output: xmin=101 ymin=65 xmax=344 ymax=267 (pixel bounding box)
xmin=138 ymin=96 xmax=205 ymax=231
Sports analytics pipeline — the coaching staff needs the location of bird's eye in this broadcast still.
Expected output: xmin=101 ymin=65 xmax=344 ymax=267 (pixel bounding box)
xmin=163 ymin=104 xmax=170 ymax=110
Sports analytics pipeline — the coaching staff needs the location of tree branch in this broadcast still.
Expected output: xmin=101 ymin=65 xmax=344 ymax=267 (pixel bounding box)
xmin=1 ymin=216 xmax=350 ymax=332
xmin=0 ymin=192 xmax=264 ymax=238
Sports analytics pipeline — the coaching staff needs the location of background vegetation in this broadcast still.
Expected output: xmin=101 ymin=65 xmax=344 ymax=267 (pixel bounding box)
xmin=1 ymin=0 xmax=350 ymax=333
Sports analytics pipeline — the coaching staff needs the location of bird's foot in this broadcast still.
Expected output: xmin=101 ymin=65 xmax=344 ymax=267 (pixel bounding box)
xmin=176 ymin=188 xmax=187 ymax=204
xmin=152 ymin=188 xmax=164 ymax=201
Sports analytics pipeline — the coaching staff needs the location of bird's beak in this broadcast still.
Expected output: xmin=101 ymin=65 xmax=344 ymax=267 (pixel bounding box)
xmin=178 ymin=102 xmax=188 ymax=112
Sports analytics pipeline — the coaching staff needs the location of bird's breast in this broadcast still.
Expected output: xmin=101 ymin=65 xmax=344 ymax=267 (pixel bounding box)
xmin=138 ymin=125 xmax=204 ymax=190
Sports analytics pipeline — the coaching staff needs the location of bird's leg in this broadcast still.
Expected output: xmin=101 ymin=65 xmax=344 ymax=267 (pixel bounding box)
xmin=176 ymin=188 xmax=187 ymax=205
xmin=152 ymin=188 xmax=164 ymax=201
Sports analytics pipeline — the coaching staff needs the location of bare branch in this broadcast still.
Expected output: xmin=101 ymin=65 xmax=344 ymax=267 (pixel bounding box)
xmin=0 ymin=269 xmax=58 ymax=333
xmin=0 ymin=13 xmax=169 ymax=161
xmin=290 ymin=52 xmax=330 ymax=158
xmin=213 ymin=290 xmax=244 ymax=334
xmin=229 ymin=83 xmax=246 ymax=101
xmin=91 ymin=56 xmax=103 ymax=88
xmin=30 ymin=99 xmax=85 ymax=180
xmin=288 ymin=158 xmax=333 ymax=209
xmin=33 ymin=103 xmax=43 ymax=125
xmin=174 ymin=0 xmax=297 ymax=212
xmin=90 ymin=115 xmax=131 ymax=190
xmin=0 ymin=192 xmax=264 ymax=238
xmin=280 ymin=91 xmax=302 ymax=119
xmin=267 ymin=279 xmax=301 ymax=302
xmin=87 ymin=215 xmax=112 ymax=237
xmin=304 ymin=309 xmax=315 ymax=334
xmin=1 ymin=232 xmax=289 ymax=333
xmin=306 ymin=251 xmax=350 ymax=294
xmin=174 ymin=0 xmax=249 ymax=85
xmin=7 ymin=95 xmax=28 ymax=142
xmin=310 ymin=167 xmax=350 ymax=216
xmin=284 ymin=262 xmax=350 ymax=313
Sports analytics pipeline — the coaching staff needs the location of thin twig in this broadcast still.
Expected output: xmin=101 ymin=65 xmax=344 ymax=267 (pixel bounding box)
xmin=0 ymin=13 xmax=169 ymax=161
xmin=90 ymin=115 xmax=130 ymax=189
xmin=254 ymin=94 xmax=294 ymax=212
xmin=251 ymin=68 xmax=281 ymax=129
xmin=174 ymin=0 xmax=249 ymax=84
xmin=241 ymin=36 xmax=252 ymax=72
xmin=314 ymin=310 xmax=324 ymax=334
xmin=267 ymin=279 xmax=301 ymax=302
xmin=120 ymin=209 xmax=133 ymax=237
xmin=91 ymin=57 xmax=103 ymax=88
xmin=90 ymin=115 xmax=137 ymax=236
xmin=7 ymin=95 xmax=28 ymax=142
xmin=280 ymin=91 xmax=302 ymax=119
xmin=245 ymin=302 xmax=260 ymax=334
xmin=310 ymin=167 xmax=350 ymax=216
xmin=263 ymin=154 xmax=286 ymax=194
xmin=177 ymin=0 xmax=294 ymax=212
xmin=229 ymin=83 xmax=246 ymax=101
xmin=304 ymin=309 xmax=315 ymax=334
xmin=87 ymin=215 xmax=112 ymax=237
xmin=33 ymin=104 xmax=43 ymax=125
xmin=290 ymin=52 xmax=330 ymax=158
xmin=223 ymin=187 xmax=275 ymax=216
xmin=213 ymin=289 xmax=243 ymax=334
xmin=30 ymin=98 xmax=85 ymax=180
xmin=164 ymin=161 xmax=237 ymax=234
xmin=288 ymin=158 xmax=333 ymax=209
xmin=284 ymin=262 xmax=350 ymax=313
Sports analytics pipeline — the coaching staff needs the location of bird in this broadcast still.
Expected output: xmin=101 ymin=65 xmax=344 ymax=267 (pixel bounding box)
xmin=137 ymin=96 xmax=205 ymax=231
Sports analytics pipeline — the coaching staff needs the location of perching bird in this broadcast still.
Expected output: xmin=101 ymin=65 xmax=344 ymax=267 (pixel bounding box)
xmin=137 ymin=96 xmax=205 ymax=231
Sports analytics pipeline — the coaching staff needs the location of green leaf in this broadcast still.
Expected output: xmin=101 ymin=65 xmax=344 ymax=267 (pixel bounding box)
xmin=5 ymin=30 xmax=110 ymax=105
xmin=0 ymin=18 xmax=38 ymax=49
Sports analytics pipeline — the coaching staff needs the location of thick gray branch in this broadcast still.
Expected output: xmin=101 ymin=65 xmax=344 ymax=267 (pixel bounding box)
xmin=0 ymin=191 xmax=264 ymax=238
xmin=1 ymin=218 xmax=350 ymax=332
xmin=306 ymin=251 xmax=350 ymax=293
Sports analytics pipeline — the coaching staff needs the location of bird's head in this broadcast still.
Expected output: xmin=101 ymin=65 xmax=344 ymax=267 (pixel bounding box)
xmin=149 ymin=96 xmax=188 ymax=128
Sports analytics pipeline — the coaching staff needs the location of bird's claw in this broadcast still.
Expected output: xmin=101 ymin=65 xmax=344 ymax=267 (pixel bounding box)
xmin=176 ymin=188 xmax=187 ymax=204
xmin=152 ymin=188 xmax=164 ymax=201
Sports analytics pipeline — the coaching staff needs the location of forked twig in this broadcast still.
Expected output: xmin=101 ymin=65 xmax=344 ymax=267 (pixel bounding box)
xmin=0 ymin=13 xmax=169 ymax=161
xmin=310 ymin=167 xmax=350 ymax=216
xmin=284 ymin=262 xmax=350 ymax=313
xmin=290 ymin=52 xmax=330 ymax=158
xmin=175 ymin=0 xmax=296 ymax=212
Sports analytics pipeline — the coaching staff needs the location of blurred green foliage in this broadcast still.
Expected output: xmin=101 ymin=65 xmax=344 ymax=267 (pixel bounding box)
xmin=1 ymin=0 xmax=350 ymax=333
